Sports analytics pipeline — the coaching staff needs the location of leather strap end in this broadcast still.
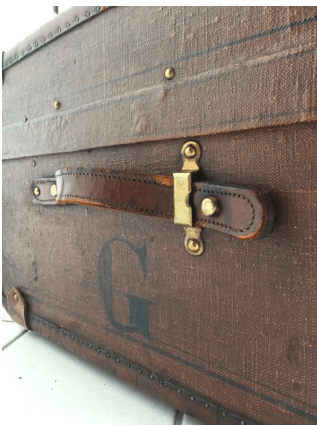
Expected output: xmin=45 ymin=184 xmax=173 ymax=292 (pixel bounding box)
xmin=33 ymin=178 xmax=57 ymax=205
xmin=193 ymin=182 xmax=274 ymax=240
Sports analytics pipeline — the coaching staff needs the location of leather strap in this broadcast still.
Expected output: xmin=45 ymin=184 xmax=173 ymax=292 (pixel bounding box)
xmin=33 ymin=167 xmax=274 ymax=239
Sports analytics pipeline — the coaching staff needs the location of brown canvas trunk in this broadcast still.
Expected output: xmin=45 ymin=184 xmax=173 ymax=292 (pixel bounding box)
xmin=2 ymin=6 xmax=317 ymax=424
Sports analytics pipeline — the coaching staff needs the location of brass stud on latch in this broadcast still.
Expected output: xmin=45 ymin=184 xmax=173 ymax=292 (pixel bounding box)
xmin=187 ymin=238 xmax=200 ymax=253
xmin=50 ymin=184 xmax=57 ymax=197
xmin=201 ymin=196 xmax=219 ymax=217
xmin=34 ymin=187 xmax=40 ymax=196
xmin=14 ymin=293 xmax=19 ymax=301
xmin=184 ymin=226 xmax=204 ymax=256
xmin=184 ymin=145 xmax=196 ymax=159
xmin=181 ymin=140 xmax=201 ymax=172
xmin=165 ymin=67 xmax=174 ymax=80
xmin=54 ymin=101 xmax=60 ymax=110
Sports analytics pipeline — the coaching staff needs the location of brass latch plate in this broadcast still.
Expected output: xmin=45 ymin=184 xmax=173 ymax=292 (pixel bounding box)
xmin=173 ymin=140 xmax=204 ymax=256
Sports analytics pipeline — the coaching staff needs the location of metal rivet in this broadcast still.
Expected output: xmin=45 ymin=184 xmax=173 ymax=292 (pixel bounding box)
xmin=106 ymin=353 xmax=110 ymax=358
xmin=66 ymin=23 xmax=70 ymax=27
xmin=89 ymin=344 xmax=92 ymax=348
xmin=177 ymin=389 xmax=181 ymax=394
xmin=86 ymin=12 xmax=90 ymax=16
xmin=187 ymin=238 xmax=200 ymax=253
xmin=165 ymin=67 xmax=174 ymax=80
xmin=184 ymin=144 xmax=196 ymax=159
xmin=205 ymin=403 xmax=209 ymax=408
xmin=23 ymin=117 xmax=28 ymax=122
xmin=43 ymin=322 xmax=46 ymax=326
xmin=50 ymin=33 xmax=53 ymax=38
xmin=34 ymin=187 xmax=40 ymax=196
xmin=50 ymin=184 xmax=57 ymax=197
xmin=191 ymin=396 xmax=195 ymax=401
xmin=71 ymin=335 xmax=75 ymax=340
xmin=15 ymin=55 xmax=19 ymax=59
xmin=54 ymin=101 xmax=60 ymax=110
xmin=150 ymin=374 xmax=154 ymax=379
xmin=35 ymin=43 xmax=38 ymax=47
xmin=38 ymin=318 xmax=40 ymax=322
xmin=14 ymin=293 xmax=19 ymax=301
xmin=31 ymin=315 xmax=34 ymax=319
xmin=21 ymin=51 xmax=24 ymax=56
xmin=63 ymin=331 xmax=66 ymax=335
xmin=201 ymin=196 xmax=219 ymax=217
xmin=42 ymin=38 xmax=45 ymax=42
xmin=32 ymin=160 xmax=36 ymax=167
xmin=116 ymin=358 xmax=120 ymax=363
xmin=58 ymin=28 xmax=61 ymax=32
xmin=49 ymin=325 xmax=52 ymax=328
xmin=97 ymin=7 xmax=100 ymax=11
xmin=98 ymin=349 xmax=101 ymax=353
xmin=76 ymin=17 xmax=79 ymax=21
xmin=28 ymin=46 xmax=32 ymax=50
xmin=138 ymin=370 xmax=142 ymax=374
xmin=222 ymin=411 xmax=227 ymax=417
xmin=5 ymin=61 xmax=8 ymax=66
xmin=80 ymin=340 xmax=83 ymax=344
xmin=127 ymin=363 xmax=131 ymax=368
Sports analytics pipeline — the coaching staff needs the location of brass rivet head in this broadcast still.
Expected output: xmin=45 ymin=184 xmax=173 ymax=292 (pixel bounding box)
xmin=165 ymin=67 xmax=174 ymax=80
xmin=54 ymin=101 xmax=60 ymax=110
xmin=201 ymin=196 xmax=219 ymax=217
xmin=34 ymin=187 xmax=40 ymax=196
xmin=184 ymin=145 xmax=196 ymax=159
xmin=50 ymin=184 xmax=57 ymax=197
xmin=187 ymin=238 xmax=200 ymax=253
xmin=14 ymin=293 xmax=19 ymax=301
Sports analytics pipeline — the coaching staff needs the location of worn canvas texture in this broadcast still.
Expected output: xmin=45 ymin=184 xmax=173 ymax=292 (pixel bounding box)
xmin=2 ymin=7 xmax=317 ymax=425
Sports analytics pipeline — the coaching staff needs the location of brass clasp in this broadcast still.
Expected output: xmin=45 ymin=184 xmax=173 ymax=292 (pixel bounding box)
xmin=173 ymin=141 xmax=204 ymax=256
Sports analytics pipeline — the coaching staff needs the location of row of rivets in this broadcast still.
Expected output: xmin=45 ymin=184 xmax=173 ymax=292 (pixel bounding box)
xmin=29 ymin=313 xmax=252 ymax=424
xmin=4 ymin=8 xmax=102 ymax=67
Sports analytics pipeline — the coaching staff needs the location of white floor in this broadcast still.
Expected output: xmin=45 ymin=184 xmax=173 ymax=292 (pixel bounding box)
xmin=2 ymin=307 xmax=205 ymax=425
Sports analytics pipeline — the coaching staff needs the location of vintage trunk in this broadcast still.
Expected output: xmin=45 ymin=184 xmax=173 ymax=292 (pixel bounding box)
xmin=2 ymin=6 xmax=317 ymax=425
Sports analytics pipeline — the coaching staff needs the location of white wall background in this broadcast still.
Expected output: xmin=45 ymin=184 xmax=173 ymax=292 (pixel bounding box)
xmin=1 ymin=6 xmax=72 ymax=52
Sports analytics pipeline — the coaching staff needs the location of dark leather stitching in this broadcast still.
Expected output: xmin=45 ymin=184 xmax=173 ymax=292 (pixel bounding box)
xmin=55 ymin=171 xmax=168 ymax=186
